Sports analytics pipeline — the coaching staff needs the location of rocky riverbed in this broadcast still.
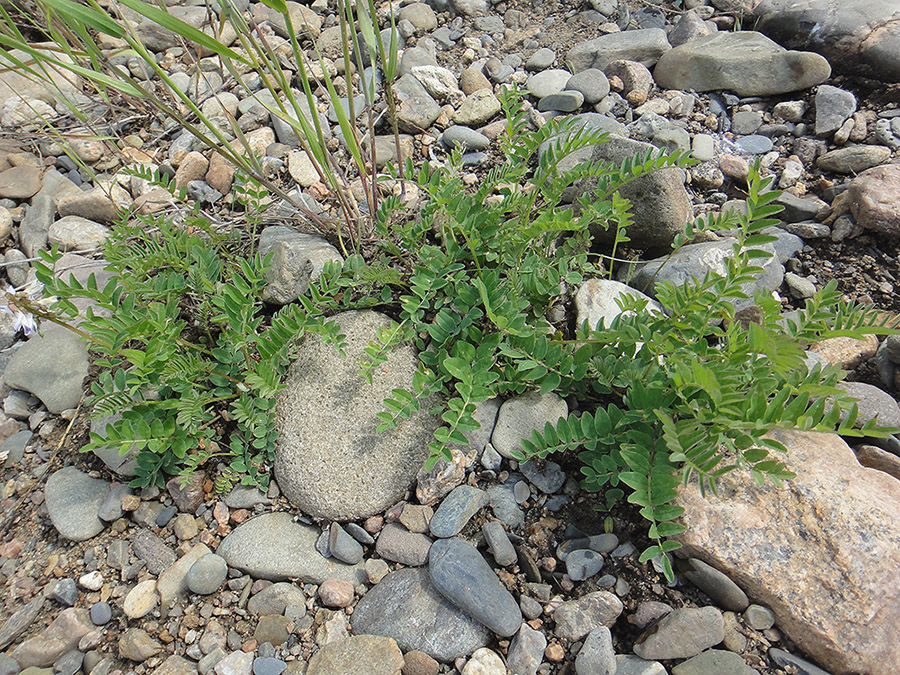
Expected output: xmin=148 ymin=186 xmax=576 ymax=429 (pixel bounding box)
xmin=1 ymin=0 xmax=900 ymax=674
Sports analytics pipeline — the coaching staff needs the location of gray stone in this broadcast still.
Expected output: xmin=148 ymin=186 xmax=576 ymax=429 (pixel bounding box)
xmin=0 ymin=654 xmax=19 ymax=675
xmin=132 ymin=529 xmax=176 ymax=575
xmin=53 ymin=649 xmax=83 ymax=675
xmin=575 ymin=279 xmax=662 ymax=332
xmin=0 ymin=600 xmax=42 ymax=656
xmin=735 ymin=134 xmax=774 ymax=155
xmin=732 ymin=111 xmax=763 ymax=136
xmin=4 ymin=249 xmax=29 ymax=288
xmin=538 ymin=91 xmax=584 ymax=113
xmin=3 ymin=324 xmax=88 ymax=413
xmin=553 ymin=592 xmax=624 ymax=640
xmin=351 ymin=568 xmax=490 ymax=662
xmin=217 ymin=512 xmax=366 ymax=584
xmin=568 ymin=29 xmax=671 ymax=72
xmin=526 ymin=69 xmax=572 ymax=99
xmin=392 ymin=74 xmax=441 ymax=132
xmin=453 ymin=90 xmax=501 ymax=127
xmin=375 ymin=522 xmax=432 ymax=566
xmin=743 ymin=604 xmax=775 ymax=630
xmin=653 ymin=32 xmax=830 ymax=96
xmin=482 ymin=521 xmax=516 ymax=567
xmin=784 ymin=272 xmax=816 ymax=300
xmin=491 ymin=392 xmax=567 ymax=459
xmin=519 ymin=459 xmax=566 ymax=493
xmin=507 ymin=624 xmax=546 ymax=675
xmin=678 ymin=558 xmax=749 ymax=612
xmin=615 ymin=655 xmax=667 ymax=675
xmin=633 ymin=607 xmax=725 ymax=660
xmin=752 ymin=0 xmax=900 ymax=83
xmin=671 ymin=649 xmax=759 ymax=675
xmin=328 ymin=523 xmax=364 ymax=564
xmin=816 ymin=145 xmax=892 ymax=174
xmin=668 ymin=9 xmax=712 ymax=47
xmin=187 ymin=554 xmax=228 ymax=595
xmin=575 ymin=136 xmax=693 ymax=253
xmin=429 ymin=485 xmax=489 ymax=538
xmin=441 ymin=126 xmax=490 ymax=152
xmin=575 ymin=626 xmax=615 ymax=675
xmin=623 ymin=238 xmax=783 ymax=312
xmin=398 ymin=3 xmax=437 ymax=34
xmin=565 ymin=69 xmax=610 ymax=105
xmin=10 ymin=609 xmax=92 ymax=668
xmin=815 ymin=85 xmax=857 ymax=136
xmin=20 ymin=194 xmax=54 ymax=258
xmin=223 ymin=486 xmax=270 ymax=509
xmin=252 ymin=658 xmax=286 ymax=675
xmin=247 ymin=582 xmax=307 ymax=616
xmin=52 ymin=578 xmax=78 ymax=606
xmin=526 ymin=48 xmax=556 ymax=71
xmin=257 ymin=226 xmax=342 ymax=305
xmin=97 ymin=483 xmax=131 ymax=521
xmin=837 ymin=381 xmax=900 ymax=429
xmin=275 ymin=311 xmax=439 ymax=520
xmin=566 ymin=549 xmax=604 ymax=581
xmin=48 ymin=215 xmax=108 ymax=252
xmin=767 ymin=648 xmax=831 ymax=675
xmin=44 ymin=466 xmax=108 ymax=541
xmin=213 ymin=651 xmax=252 ymax=675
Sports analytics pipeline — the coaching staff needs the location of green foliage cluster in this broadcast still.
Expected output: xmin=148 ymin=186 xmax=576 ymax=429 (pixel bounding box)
xmin=24 ymin=88 xmax=897 ymax=579
xmin=327 ymin=88 xmax=897 ymax=577
xmin=34 ymin=171 xmax=344 ymax=490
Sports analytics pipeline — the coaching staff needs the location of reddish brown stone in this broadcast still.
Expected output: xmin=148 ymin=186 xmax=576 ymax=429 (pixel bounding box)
xmin=675 ymin=430 xmax=900 ymax=675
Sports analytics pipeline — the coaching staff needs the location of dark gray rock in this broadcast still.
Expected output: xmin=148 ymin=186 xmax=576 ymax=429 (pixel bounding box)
xmin=671 ymin=649 xmax=760 ymax=675
xmin=554 ymin=592 xmax=624 ymax=640
xmin=507 ymin=624 xmax=546 ymax=675
xmin=441 ymin=126 xmax=490 ymax=152
xmin=482 ymin=521 xmax=517 ymax=567
xmin=351 ymin=567 xmax=490 ymax=662
xmin=328 ymin=523 xmax=364 ymax=565
xmin=0 ymin=597 xmax=44 ymax=650
xmin=429 ymin=485 xmax=489 ymax=538
xmin=678 ymin=558 xmax=749 ymax=612
xmin=132 ymin=529 xmax=177 ymax=575
xmin=90 ymin=602 xmax=112 ymax=625
xmin=258 ymin=226 xmax=342 ymax=306
xmin=519 ymin=459 xmax=566 ymax=494
xmin=565 ymin=69 xmax=610 ymax=105
xmin=768 ymin=648 xmax=831 ymax=675
xmin=566 ymin=549 xmax=604 ymax=581
xmin=428 ymin=537 xmax=522 ymax=636
xmin=392 ymin=74 xmax=441 ymax=132
xmin=815 ymin=85 xmax=857 ymax=136
xmin=52 ymin=579 xmax=78 ymax=606
xmin=247 ymin=582 xmax=307 ymax=616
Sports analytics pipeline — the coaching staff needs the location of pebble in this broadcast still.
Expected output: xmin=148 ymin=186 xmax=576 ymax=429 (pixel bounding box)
xmin=816 ymin=145 xmax=892 ymax=173
xmin=252 ymin=658 xmax=286 ymax=675
xmin=53 ymin=649 xmax=83 ymax=675
xmin=553 ymin=591 xmax=624 ymax=641
xmin=526 ymin=69 xmax=572 ymax=99
xmin=44 ymin=466 xmax=108 ymax=542
xmin=633 ymin=607 xmax=725 ymax=660
xmin=768 ymin=648 xmax=831 ymax=675
xmin=482 ymin=521 xmax=517 ymax=566
xmin=187 ymin=554 xmax=229 ymax=595
xmin=538 ymin=91 xmax=585 ymax=112
xmin=428 ymin=537 xmax=522 ymax=637
xmin=565 ymin=69 xmax=610 ymax=105
xmin=214 ymin=651 xmax=253 ymax=675
xmin=526 ymin=48 xmax=556 ymax=72
xmin=735 ymin=135 xmax=774 ymax=155
xmin=442 ymin=126 xmax=491 ymax=152
xmin=123 ymin=579 xmax=158 ymax=619
xmin=566 ymin=549 xmax=604 ymax=581
xmin=375 ymin=522 xmax=433 ymax=566
xmin=507 ymin=624 xmax=546 ymax=675
xmin=815 ymin=85 xmax=857 ymax=136
xmin=519 ymin=459 xmax=566 ymax=494
xmin=678 ymin=558 xmax=749 ymax=612
xmin=89 ymin=602 xmax=112 ymax=626
xmin=671 ymin=649 xmax=760 ymax=675
xmin=118 ymin=628 xmax=162 ymax=662
xmin=328 ymin=523 xmax=364 ymax=564
xmin=52 ymin=579 xmax=78 ymax=606
xmin=317 ymin=578 xmax=354 ymax=608
xmin=744 ymin=604 xmax=776 ymax=630
xmin=78 ymin=571 xmax=103 ymax=591
xmin=429 ymin=485 xmax=489 ymax=538
xmin=575 ymin=626 xmax=616 ymax=675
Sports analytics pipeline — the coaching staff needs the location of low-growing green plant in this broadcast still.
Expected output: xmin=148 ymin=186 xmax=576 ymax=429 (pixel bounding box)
xmin=28 ymin=170 xmax=346 ymax=490
xmin=329 ymin=88 xmax=898 ymax=578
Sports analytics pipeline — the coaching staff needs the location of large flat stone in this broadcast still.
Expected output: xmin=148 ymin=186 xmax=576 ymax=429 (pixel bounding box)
xmin=653 ymin=32 xmax=831 ymax=96
xmin=216 ymin=512 xmax=366 ymax=585
xmin=675 ymin=430 xmax=900 ymax=675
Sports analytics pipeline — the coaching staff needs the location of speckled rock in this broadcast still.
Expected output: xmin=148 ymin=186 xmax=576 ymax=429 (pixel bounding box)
xmin=275 ymin=311 xmax=440 ymax=521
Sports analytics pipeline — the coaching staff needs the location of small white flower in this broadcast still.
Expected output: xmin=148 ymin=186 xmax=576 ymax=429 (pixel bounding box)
xmin=0 ymin=284 xmax=39 ymax=337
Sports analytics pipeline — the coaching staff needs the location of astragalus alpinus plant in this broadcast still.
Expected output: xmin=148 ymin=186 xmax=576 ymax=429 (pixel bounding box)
xmin=0 ymin=0 xmax=402 ymax=252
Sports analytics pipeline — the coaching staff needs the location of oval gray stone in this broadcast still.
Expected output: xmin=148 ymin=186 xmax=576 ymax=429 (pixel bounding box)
xmin=429 ymin=485 xmax=489 ymax=538
xmin=633 ymin=607 xmax=725 ymax=660
xmin=45 ymin=466 xmax=108 ymax=541
xmin=275 ymin=311 xmax=439 ymax=521
xmin=428 ymin=537 xmax=522 ymax=637
xmin=351 ymin=567 xmax=490 ymax=662
xmin=187 ymin=554 xmax=228 ymax=595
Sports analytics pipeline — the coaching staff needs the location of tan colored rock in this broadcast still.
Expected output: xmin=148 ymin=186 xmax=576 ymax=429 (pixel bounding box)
xmin=306 ymin=635 xmax=404 ymax=675
xmin=10 ymin=608 xmax=93 ymax=667
xmin=847 ymin=164 xmax=900 ymax=237
xmin=675 ymin=429 xmax=900 ymax=675
xmin=174 ymin=151 xmax=209 ymax=189
xmin=855 ymin=444 xmax=900 ymax=481
xmin=0 ymin=165 xmax=42 ymax=199
xmin=809 ymin=334 xmax=878 ymax=370
xmin=57 ymin=184 xmax=130 ymax=224
xmin=123 ymin=579 xmax=158 ymax=619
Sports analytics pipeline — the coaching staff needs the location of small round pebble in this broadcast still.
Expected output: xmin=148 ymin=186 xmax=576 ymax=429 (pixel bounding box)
xmin=566 ymin=549 xmax=604 ymax=581
xmin=90 ymin=601 xmax=112 ymax=625
xmin=318 ymin=578 xmax=355 ymax=608
xmin=186 ymin=553 xmax=228 ymax=595
xmin=513 ymin=481 xmax=531 ymax=504
xmin=252 ymin=657 xmax=286 ymax=675
xmin=744 ymin=604 xmax=776 ymax=630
